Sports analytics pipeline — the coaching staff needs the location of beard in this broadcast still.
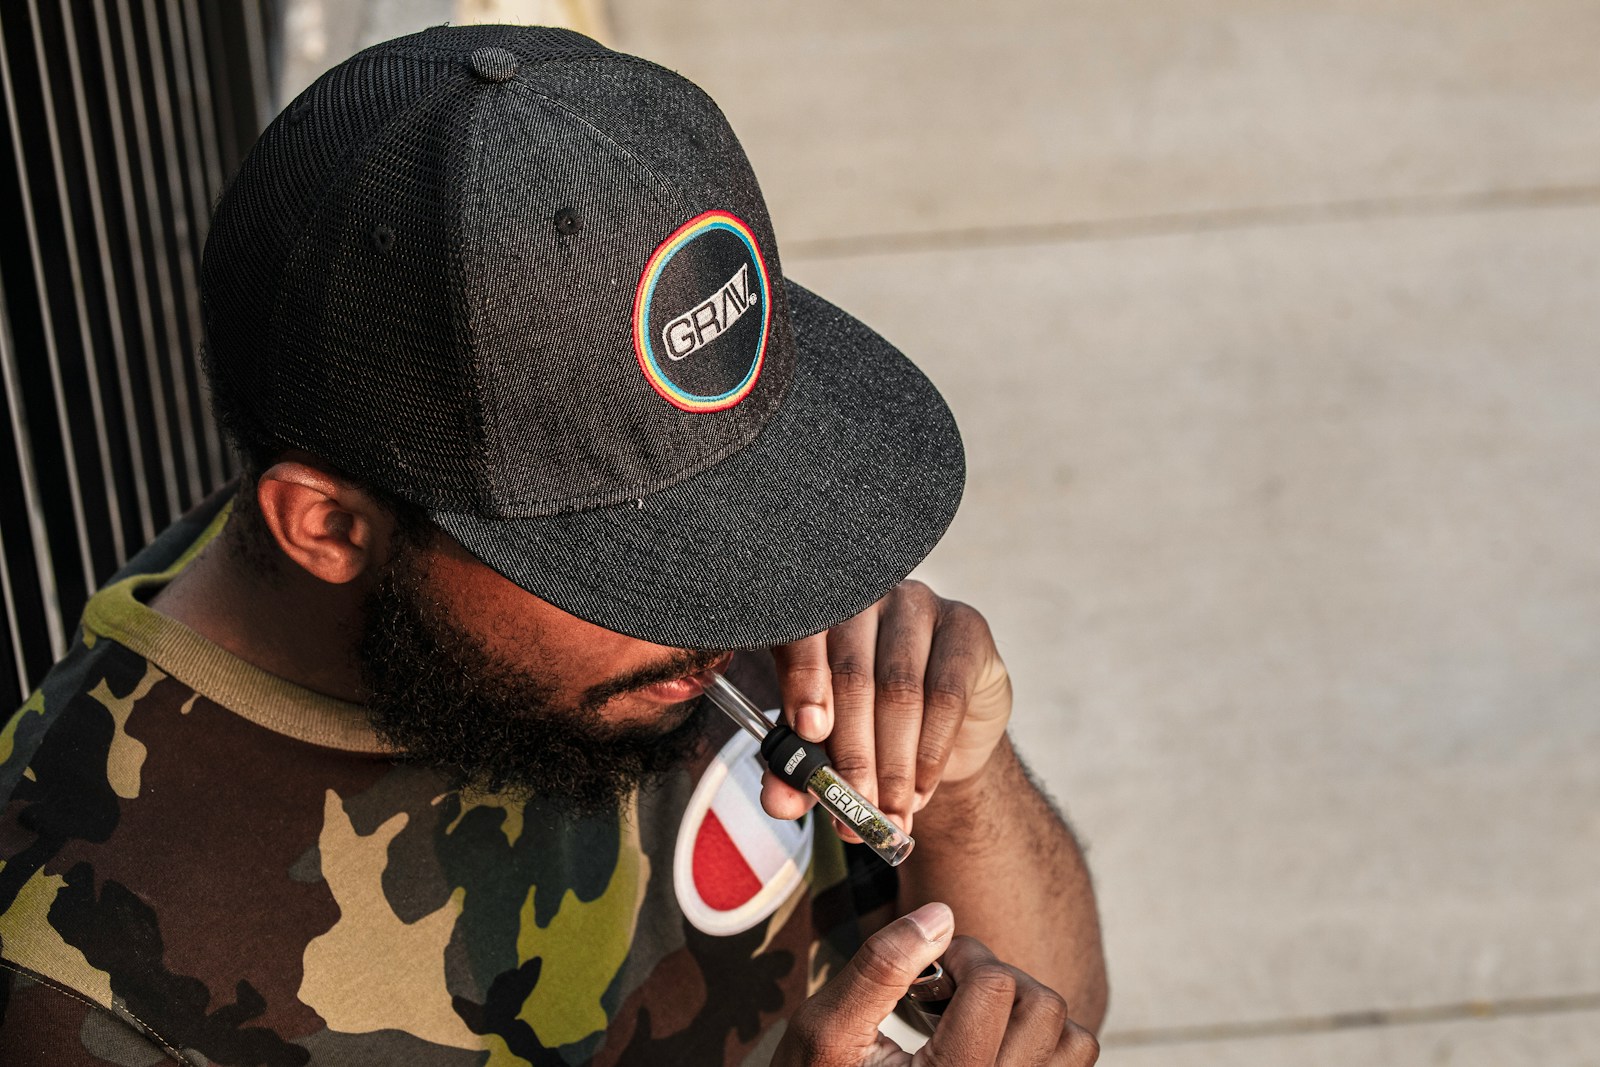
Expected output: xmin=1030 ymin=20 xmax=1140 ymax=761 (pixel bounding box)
xmin=355 ymin=535 xmax=723 ymax=816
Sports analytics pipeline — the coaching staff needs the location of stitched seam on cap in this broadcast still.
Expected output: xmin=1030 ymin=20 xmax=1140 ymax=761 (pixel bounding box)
xmin=463 ymin=88 xmax=514 ymax=509
xmin=504 ymin=80 xmax=681 ymax=215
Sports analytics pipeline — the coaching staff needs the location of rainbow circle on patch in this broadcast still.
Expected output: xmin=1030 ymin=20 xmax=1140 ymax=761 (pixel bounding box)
xmin=632 ymin=210 xmax=771 ymax=412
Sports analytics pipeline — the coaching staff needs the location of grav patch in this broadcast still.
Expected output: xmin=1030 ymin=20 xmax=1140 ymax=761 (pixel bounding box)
xmin=633 ymin=210 xmax=771 ymax=412
xmin=674 ymin=709 xmax=813 ymax=936
xmin=663 ymin=263 xmax=758 ymax=362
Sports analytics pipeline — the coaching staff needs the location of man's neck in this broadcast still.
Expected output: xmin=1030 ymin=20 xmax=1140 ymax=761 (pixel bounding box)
xmin=149 ymin=534 xmax=371 ymax=704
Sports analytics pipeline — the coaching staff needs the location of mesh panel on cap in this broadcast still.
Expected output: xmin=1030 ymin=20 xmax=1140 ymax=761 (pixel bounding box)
xmin=201 ymin=26 xmax=614 ymax=489
xmin=202 ymin=52 xmax=461 ymax=461
xmin=270 ymin=80 xmax=487 ymax=507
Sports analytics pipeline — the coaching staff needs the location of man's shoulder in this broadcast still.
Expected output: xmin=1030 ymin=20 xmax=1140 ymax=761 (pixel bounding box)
xmin=0 ymin=629 xmax=196 ymax=1044
xmin=0 ymin=482 xmax=238 ymax=804
xmin=0 ymin=631 xmax=157 ymax=814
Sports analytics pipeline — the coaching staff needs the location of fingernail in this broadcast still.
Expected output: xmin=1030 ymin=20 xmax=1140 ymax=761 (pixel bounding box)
xmin=796 ymin=704 xmax=827 ymax=741
xmin=906 ymin=902 xmax=954 ymax=944
xmin=912 ymin=790 xmax=932 ymax=813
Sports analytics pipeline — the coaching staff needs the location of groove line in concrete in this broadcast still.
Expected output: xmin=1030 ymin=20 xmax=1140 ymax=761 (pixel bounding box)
xmin=1102 ymin=992 xmax=1600 ymax=1048
xmin=785 ymin=184 xmax=1600 ymax=261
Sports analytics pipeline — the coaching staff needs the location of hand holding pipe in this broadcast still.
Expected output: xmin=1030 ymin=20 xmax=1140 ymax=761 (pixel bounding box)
xmin=703 ymin=673 xmax=915 ymax=867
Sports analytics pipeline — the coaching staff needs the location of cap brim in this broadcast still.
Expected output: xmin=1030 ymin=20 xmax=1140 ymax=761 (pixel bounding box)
xmin=429 ymin=280 xmax=965 ymax=649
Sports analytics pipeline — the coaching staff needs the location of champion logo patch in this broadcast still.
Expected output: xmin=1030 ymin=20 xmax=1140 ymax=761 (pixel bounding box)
xmin=674 ymin=713 xmax=813 ymax=935
xmin=633 ymin=210 xmax=771 ymax=412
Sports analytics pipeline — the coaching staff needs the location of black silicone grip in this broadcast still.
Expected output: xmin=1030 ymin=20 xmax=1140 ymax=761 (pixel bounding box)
xmin=759 ymin=724 xmax=831 ymax=790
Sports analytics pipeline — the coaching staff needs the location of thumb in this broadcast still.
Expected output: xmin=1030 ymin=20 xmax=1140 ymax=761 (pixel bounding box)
xmin=770 ymin=632 xmax=833 ymax=742
xmin=794 ymin=903 xmax=954 ymax=1057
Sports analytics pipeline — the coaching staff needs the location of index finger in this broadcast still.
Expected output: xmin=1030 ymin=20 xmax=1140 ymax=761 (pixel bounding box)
xmin=937 ymin=936 xmax=1077 ymax=1067
xmin=770 ymin=632 xmax=832 ymax=742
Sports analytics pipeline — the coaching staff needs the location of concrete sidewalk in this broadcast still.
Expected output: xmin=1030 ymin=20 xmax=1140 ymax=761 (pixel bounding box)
xmin=615 ymin=4 xmax=1600 ymax=1062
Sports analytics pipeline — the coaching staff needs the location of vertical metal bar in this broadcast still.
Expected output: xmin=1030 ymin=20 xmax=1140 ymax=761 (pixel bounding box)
xmin=241 ymin=0 xmax=274 ymax=134
xmin=111 ymin=0 xmax=203 ymax=512
xmin=0 ymin=24 xmax=68 ymax=693
xmin=161 ymin=0 xmax=209 ymax=270
xmin=0 ymin=266 xmax=66 ymax=665
xmin=163 ymin=0 xmax=227 ymax=489
xmin=178 ymin=0 xmax=233 ymax=483
xmin=24 ymin=0 xmax=128 ymax=566
xmin=203 ymin=0 xmax=277 ymax=179
xmin=179 ymin=0 xmax=224 ymax=198
xmin=0 ymin=519 xmax=29 ymax=706
xmin=196 ymin=2 xmax=235 ymax=172
xmin=0 ymin=263 xmax=63 ymax=690
xmin=0 ymin=7 xmax=96 ymax=630
xmin=89 ymin=0 xmax=182 ymax=526
xmin=54 ymin=0 xmax=155 ymax=546
xmin=1 ymin=0 xmax=278 ymax=695
xmin=140 ymin=0 xmax=221 ymax=493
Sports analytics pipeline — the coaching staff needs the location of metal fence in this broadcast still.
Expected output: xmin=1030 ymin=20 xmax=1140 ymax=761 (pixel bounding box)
xmin=0 ymin=0 xmax=277 ymax=704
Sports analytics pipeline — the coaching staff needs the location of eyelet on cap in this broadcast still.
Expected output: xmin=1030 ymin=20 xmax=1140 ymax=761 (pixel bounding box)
xmin=553 ymin=208 xmax=583 ymax=236
xmin=467 ymin=46 xmax=518 ymax=83
xmin=370 ymin=224 xmax=396 ymax=254
xmin=287 ymin=98 xmax=312 ymax=125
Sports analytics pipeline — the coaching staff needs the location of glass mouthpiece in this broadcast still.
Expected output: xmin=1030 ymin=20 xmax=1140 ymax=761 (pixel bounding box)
xmin=704 ymin=673 xmax=774 ymax=742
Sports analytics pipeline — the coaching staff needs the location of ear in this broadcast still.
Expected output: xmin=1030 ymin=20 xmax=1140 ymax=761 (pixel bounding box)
xmin=254 ymin=461 xmax=391 ymax=584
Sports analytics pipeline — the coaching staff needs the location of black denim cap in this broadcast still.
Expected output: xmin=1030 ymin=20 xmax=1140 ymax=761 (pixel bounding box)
xmin=201 ymin=24 xmax=964 ymax=648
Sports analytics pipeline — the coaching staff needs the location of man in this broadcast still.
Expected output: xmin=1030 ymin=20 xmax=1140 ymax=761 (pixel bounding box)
xmin=0 ymin=24 xmax=1105 ymax=1066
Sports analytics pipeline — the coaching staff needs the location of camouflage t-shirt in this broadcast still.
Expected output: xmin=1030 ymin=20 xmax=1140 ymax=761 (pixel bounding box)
xmin=0 ymin=492 xmax=895 ymax=1066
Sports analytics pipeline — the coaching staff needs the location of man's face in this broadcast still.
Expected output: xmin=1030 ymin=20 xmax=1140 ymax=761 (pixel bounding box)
xmin=355 ymin=523 xmax=730 ymax=814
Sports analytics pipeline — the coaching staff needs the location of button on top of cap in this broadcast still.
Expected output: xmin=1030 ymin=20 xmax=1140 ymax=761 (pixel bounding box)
xmin=467 ymin=47 xmax=518 ymax=83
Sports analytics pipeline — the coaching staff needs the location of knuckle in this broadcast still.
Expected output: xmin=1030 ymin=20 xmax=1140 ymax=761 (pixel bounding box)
xmin=1025 ymin=987 xmax=1070 ymax=1029
xmin=829 ymin=661 xmax=874 ymax=698
xmin=779 ymin=1011 xmax=844 ymax=1067
xmin=944 ymin=596 xmax=978 ymax=618
xmin=943 ymin=599 xmax=986 ymax=632
xmin=828 ymin=754 xmax=875 ymax=784
xmin=924 ymin=675 xmax=970 ymax=713
xmin=782 ymin=1005 xmax=824 ymax=1051
xmin=1063 ymin=1024 xmax=1101 ymax=1064
xmin=881 ymin=585 xmax=936 ymax=626
xmin=875 ymin=670 xmax=925 ymax=703
xmin=966 ymin=963 xmax=1019 ymax=1002
xmin=784 ymin=662 xmax=831 ymax=683
xmin=948 ymin=933 xmax=986 ymax=957
xmin=892 ymin=578 xmax=931 ymax=603
xmin=875 ymin=769 xmax=916 ymax=799
xmin=852 ymin=931 xmax=916 ymax=989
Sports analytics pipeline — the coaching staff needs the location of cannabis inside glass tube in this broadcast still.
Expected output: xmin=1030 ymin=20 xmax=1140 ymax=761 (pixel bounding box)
xmin=804 ymin=764 xmax=915 ymax=865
